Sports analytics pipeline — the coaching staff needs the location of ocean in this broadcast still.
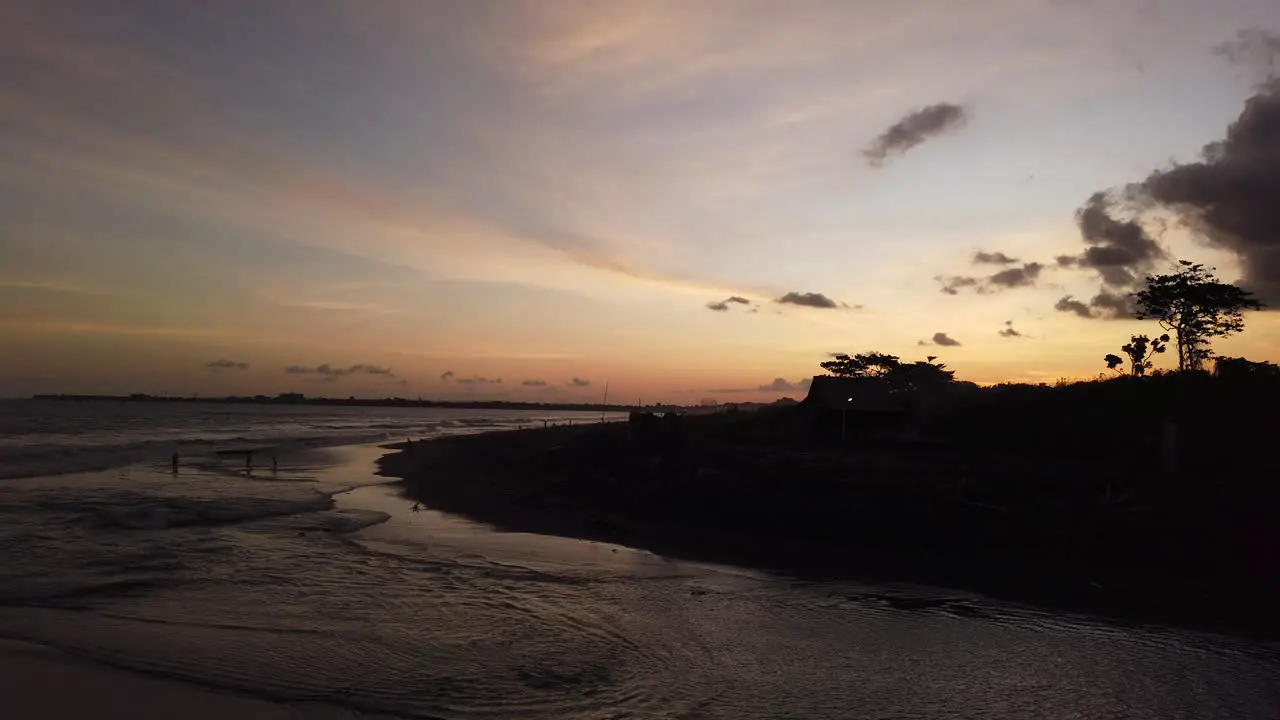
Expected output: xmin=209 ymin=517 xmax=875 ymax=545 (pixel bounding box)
xmin=1 ymin=399 xmax=1278 ymax=718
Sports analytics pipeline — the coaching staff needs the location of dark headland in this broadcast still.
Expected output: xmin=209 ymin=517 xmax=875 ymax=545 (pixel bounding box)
xmin=379 ymin=368 xmax=1280 ymax=639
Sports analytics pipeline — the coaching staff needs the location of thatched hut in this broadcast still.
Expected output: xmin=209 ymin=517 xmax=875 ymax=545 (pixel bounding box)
xmin=799 ymin=376 xmax=910 ymax=442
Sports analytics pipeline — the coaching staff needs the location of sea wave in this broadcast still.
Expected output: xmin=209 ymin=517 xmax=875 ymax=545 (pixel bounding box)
xmin=0 ymin=403 xmax=622 ymax=480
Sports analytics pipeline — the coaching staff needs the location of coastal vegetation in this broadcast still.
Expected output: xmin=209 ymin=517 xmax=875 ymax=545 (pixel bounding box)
xmin=382 ymin=263 xmax=1279 ymax=635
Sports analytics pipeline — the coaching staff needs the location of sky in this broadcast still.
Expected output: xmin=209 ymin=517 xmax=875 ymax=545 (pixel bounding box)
xmin=2 ymin=0 xmax=1279 ymax=403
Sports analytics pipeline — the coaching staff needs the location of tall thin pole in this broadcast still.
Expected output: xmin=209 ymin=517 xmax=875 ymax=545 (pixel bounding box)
xmin=601 ymin=381 xmax=609 ymax=422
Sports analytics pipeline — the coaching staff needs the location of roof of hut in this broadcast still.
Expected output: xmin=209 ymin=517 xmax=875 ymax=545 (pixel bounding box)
xmin=801 ymin=375 xmax=903 ymax=413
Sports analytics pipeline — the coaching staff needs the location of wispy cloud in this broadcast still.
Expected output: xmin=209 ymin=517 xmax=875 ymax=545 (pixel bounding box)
xmin=206 ymin=359 xmax=249 ymax=371
xmin=864 ymin=102 xmax=968 ymax=166
xmin=521 ymin=379 xmax=548 ymax=386
xmin=0 ymin=278 xmax=133 ymax=297
xmin=706 ymin=295 xmax=753 ymax=312
xmin=757 ymin=377 xmax=813 ymax=393
xmin=567 ymin=377 xmax=592 ymax=387
xmin=284 ymin=363 xmax=397 ymax=380
xmin=973 ymin=251 xmax=1019 ymax=265
xmin=456 ymin=376 xmax=502 ymax=385
xmin=998 ymin=321 xmax=1026 ymax=338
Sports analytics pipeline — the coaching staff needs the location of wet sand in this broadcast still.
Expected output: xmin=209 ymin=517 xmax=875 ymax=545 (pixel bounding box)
xmin=0 ymin=639 xmax=373 ymax=719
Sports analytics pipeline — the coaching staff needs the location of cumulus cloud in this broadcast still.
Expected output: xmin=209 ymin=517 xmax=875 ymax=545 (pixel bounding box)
xmin=1059 ymin=192 xmax=1168 ymax=288
xmin=1126 ymin=50 xmax=1280 ymax=304
xmin=567 ymin=377 xmax=591 ymax=387
xmin=938 ymin=262 xmax=1044 ymax=295
xmin=439 ymin=370 xmax=456 ymax=381
xmin=206 ymin=359 xmax=249 ymax=371
xmin=973 ymin=251 xmax=1019 ymax=265
xmin=1050 ymin=192 xmax=1167 ymax=321
xmin=757 ymin=377 xmax=813 ymax=393
xmin=1057 ymin=31 xmax=1280 ymax=311
xmin=774 ymin=291 xmax=856 ymax=310
xmin=864 ymin=103 xmax=968 ymax=166
xmin=285 ymin=363 xmax=396 ymax=379
xmin=706 ymin=295 xmax=752 ymax=312
xmin=998 ymin=320 xmax=1025 ymax=338
xmin=918 ymin=332 xmax=962 ymax=347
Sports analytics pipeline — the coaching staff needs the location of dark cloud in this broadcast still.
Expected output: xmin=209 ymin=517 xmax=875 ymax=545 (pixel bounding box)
xmin=1054 ymin=295 xmax=1095 ymax=319
xmin=918 ymin=332 xmax=961 ymax=347
xmin=1126 ymin=77 xmax=1280 ymax=304
xmin=938 ymin=262 xmax=1044 ymax=295
xmin=206 ymin=359 xmax=249 ymax=371
xmin=864 ymin=103 xmax=968 ymax=166
xmin=285 ymin=363 xmax=396 ymax=379
xmin=440 ymin=370 xmax=455 ymax=381
xmin=706 ymin=296 xmax=751 ymax=312
xmin=1055 ymin=290 xmax=1138 ymax=321
xmin=973 ymin=251 xmax=1019 ymax=265
xmin=1068 ymin=192 xmax=1168 ymax=288
xmin=938 ymin=276 xmax=980 ymax=295
xmin=998 ymin=320 xmax=1025 ymax=338
xmin=567 ymin=378 xmax=591 ymax=387
xmin=1050 ymin=190 xmax=1168 ymax=319
xmin=989 ymin=262 xmax=1045 ymax=288
xmin=775 ymin=291 xmax=854 ymax=309
xmin=757 ymin=377 xmax=813 ymax=393
xmin=1060 ymin=31 xmax=1280 ymax=308
xmin=521 ymin=379 xmax=548 ymax=387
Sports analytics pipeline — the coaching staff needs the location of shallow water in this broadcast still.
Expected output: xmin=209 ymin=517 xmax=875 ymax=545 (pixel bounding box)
xmin=1 ymin=443 xmax=1278 ymax=719
xmin=0 ymin=399 xmax=620 ymax=479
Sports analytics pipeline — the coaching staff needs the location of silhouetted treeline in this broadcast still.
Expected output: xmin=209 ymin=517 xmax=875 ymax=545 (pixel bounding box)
xmin=29 ymin=393 xmax=646 ymax=413
xmin=386 ymin=368 xmax=1280 ymax=636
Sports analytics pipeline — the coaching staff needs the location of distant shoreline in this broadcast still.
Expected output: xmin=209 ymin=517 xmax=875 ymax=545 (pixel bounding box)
xmin=25 ymin=393 xmax=653 ymax=413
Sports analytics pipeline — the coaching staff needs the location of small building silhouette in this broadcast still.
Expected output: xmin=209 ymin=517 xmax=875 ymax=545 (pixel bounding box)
xmin=799 ymin=375 xmax=909 ymax=442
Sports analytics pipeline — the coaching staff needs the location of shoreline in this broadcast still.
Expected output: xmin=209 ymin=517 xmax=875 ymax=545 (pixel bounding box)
xmin=377 ymin=423 xmax=1280 ymax=641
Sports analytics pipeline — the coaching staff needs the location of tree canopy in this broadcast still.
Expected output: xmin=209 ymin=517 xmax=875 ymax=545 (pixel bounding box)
xmin=1133 ymin=262 xmax=1263 ymax=372
xmin=820 ymin=352 xmax=955 ymax=392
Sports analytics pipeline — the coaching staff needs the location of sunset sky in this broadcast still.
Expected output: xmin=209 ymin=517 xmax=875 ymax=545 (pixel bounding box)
xmin=2 ymin=0 xmax=1278 ymax=402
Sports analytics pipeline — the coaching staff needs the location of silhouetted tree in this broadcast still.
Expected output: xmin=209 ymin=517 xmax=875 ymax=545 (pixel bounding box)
xmin=821 ymin=352 xmax=954 ymax=392
xmin=1104 ymin=334 xmax=1168 ymax=375
xmin=820 ymin=352 xmax=901 ymax=378
xmin=895 ymin=356 xmax=956 ymax=392
xmin=1134 ymin=262 xmax=1263 ymax=372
